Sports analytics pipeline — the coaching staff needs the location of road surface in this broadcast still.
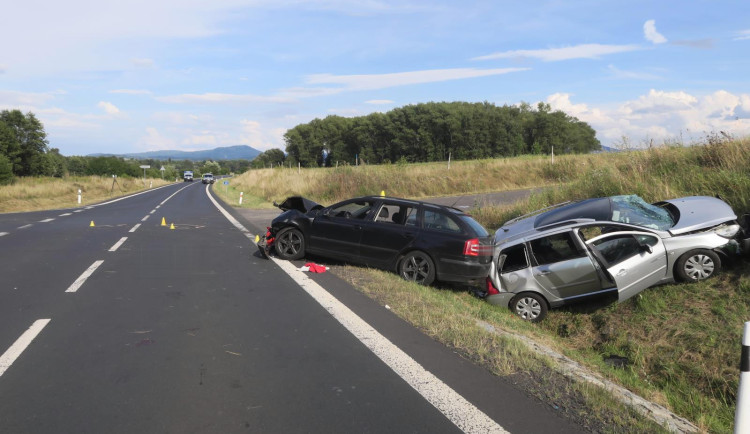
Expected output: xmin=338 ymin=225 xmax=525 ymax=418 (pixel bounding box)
xmin=0 ymin=182 xmax=582 ymax=433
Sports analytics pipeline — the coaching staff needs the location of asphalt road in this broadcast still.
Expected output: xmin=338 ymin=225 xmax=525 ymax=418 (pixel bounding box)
xmin=0 ymin=183 xmax=583 ymax=433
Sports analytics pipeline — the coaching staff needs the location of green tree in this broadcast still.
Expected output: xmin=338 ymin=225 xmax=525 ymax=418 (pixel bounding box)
xmin=0 ymin=153 xmax=13 ymax=184
xmin=0 ymin=110 xmax=50 ymax=176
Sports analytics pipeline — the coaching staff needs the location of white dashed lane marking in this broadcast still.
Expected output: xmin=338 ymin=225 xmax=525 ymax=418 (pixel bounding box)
xmin=0 ymin=319 xmax=51 ymax=378
xmin=129 ymin=224 xmax=141 ymax=233
xmin=17 ymin=224 xmax=32 ymax=229
xmin=65 ymin=260 xmax=104 ymax=293
xmin=38 ymin=218 xmax=55 ymax=223
xmin=109 ymin=237 xmax=128 ymax=252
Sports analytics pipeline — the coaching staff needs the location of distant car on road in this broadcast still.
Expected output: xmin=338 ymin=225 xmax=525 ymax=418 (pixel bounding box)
xmin=183 ymin=170 xmax=193 ymax=182
xmin=202 ymin=173 xmax=214 ymax=184
xmin=486 ymin=195 xmax=749 ymax=322
xmin=258 ymin=196 xmax=493 ymax=286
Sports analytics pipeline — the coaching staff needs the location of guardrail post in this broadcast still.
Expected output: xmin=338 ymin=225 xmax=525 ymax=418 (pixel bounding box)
xmin=735 ymin=321 xmax=750 ymax=433
xmin=239 ymin=192 xmax=244 ymax=205
xmin=77 ymin=189 xmax=81 ymax=205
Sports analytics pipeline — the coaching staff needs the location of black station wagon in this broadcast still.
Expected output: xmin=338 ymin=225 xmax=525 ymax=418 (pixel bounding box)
xmin=258 ymin=196 xmax=493 ymax=285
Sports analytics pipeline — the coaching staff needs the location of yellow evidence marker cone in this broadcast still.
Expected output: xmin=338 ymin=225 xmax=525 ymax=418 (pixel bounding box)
xmin=161 ymin=217 xmax=167 ymax=226
xmin=255 ymin=234 xmax=260 ymax=243
xmin=89 ymin=221 xmax=95 ymax=227
xmin=380 ymin=190 xmax=385 ymax=197
xmin=170 ymin=223 xmax=175 ymax=230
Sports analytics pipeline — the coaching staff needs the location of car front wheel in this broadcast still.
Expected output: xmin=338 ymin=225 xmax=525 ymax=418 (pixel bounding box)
xmin=399 ymin=251 xmax=436 ymax=285
xmin=274 ymin=228 xmax=305 ymax=260
xmin=509 ymin=293 xmax=548 ymax=322
xmin=676 ymin=249 xmax=721 ymax=282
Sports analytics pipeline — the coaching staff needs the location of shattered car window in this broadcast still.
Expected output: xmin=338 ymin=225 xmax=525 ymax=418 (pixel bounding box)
xmin=330 ymin=201 xmax=376 ymax=219
xmin=610 ymin=195 xmax=675 ymax=231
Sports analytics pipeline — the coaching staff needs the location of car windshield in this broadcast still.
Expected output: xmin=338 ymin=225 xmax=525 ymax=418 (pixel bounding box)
xmin=609 ymin=195 xmax=674 ymax=230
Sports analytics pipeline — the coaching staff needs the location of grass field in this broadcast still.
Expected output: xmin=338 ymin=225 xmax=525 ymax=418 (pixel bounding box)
xmin=0 ymin=176 xmax=173 ymax=213
xmin=217 ymin=137 xmax=750 ymax=432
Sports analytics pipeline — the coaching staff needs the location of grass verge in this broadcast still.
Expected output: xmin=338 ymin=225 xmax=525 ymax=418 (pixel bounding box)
xmin=334 ymin=265 xmax=670 ymax=433
xmin=0 ymin=176 xmax=173 ymax=213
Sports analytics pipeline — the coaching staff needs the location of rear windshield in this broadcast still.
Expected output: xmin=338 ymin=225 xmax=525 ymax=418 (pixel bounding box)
xmin=459 ymin=215 xmax=489 ymax=237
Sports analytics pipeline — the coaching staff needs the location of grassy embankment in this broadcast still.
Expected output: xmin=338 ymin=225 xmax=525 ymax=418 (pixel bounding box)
xmin=217 ymin=138 xmax=750 ymax=433
xmin=0 ymin=176 xmax=173 ymax=213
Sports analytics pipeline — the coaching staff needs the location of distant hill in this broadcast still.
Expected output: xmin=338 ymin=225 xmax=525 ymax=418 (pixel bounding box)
xmin=89 ymin=145 xmax=262 ymax=161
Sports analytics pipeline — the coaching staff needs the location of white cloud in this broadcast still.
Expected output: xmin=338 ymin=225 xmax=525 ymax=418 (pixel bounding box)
xmin=109 ymin=89 xmax=152 ymax=95
xmin=472 ymin=44 xmax=642 ymax=62
xmin=546 ymin=90 xmax=750 ymax=147
xmin=98 ymin=101 xmax=121 ymax=115
xmin=306 ymin=67 xmax=528 ymax=90
xmin=0 ymin=90 xmax=58 ymax=108
xmin=156 ymin=93 xmax=294 ymax=104
xmin=365 ymin=99 xmax=394 ymax=104
xmin=607 ymin=64 xmax=662 ymax=81
xmin=735 ymin=30 xmax=750 ymax=41
xmin=644 ymin=20 xmax=668 ymax=44
xmin=131 ymin=58 xmax=155 ymax=68
xmin=137 ymin=127 xmax=178 ymax=150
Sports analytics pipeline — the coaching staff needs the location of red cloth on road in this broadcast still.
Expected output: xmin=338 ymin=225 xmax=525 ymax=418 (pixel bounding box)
xmin=304 ymin=262 xmax=327 ymax=273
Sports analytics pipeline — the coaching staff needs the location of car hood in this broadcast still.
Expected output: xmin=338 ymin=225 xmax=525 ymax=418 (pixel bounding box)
xmin=659 ymin=196 xmax=737 ymax=235
xmin=274 ymin=196 xmax=325 ymax=215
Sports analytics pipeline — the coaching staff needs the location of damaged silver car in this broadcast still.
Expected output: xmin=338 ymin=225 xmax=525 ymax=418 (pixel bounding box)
xmin=486 ymin=195 xmax=750 ymax=322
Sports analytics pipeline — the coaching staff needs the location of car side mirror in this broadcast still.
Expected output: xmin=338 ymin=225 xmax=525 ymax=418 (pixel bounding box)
xmin=639 ymin=244 xmax=653 ymax=254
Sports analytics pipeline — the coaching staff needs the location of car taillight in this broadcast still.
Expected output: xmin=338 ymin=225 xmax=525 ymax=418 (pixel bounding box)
xmin=485 ymin=277 xmax=499 ymax=295
xmin=464 ymin=238 xmax=480 ymax=256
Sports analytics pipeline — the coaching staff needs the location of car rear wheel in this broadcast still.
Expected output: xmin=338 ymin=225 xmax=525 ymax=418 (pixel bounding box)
xmin=274 ymin=228 xmax=305 ymax=260
xmin=509 ymin=293 xmax=548 ymax=322
xmin=675 ymin=249 xmax=721 ymax=282
xmin=399 ymin=251 xmax=436 ymax=286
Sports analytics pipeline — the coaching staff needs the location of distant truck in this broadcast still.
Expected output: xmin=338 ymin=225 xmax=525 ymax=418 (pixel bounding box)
xmin=183 ymin=170 xmax=194 ymax=182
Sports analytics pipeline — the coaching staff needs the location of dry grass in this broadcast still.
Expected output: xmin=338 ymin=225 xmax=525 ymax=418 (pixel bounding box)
xmin=0 ymin=176 xmax=173 ymax=213
xmin=226 ymin=155 xmax=585 ymax=205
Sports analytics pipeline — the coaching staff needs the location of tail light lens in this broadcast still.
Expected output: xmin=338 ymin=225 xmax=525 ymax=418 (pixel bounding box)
xmin=485 ymin=277 xmax=499 ymax=295
xmin=464 ymin=238 xmax=479 ymax=256
xmin=463 ymin=238 xmax=491 ymax=256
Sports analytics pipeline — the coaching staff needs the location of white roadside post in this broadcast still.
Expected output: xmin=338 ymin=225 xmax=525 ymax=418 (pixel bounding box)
xmin=77 ymin=189 xmax=82 ymax=205
xmin=239 ymin=192 xmax=244 ymax=205
xmin=735 ymin=321 xmax=750 ymax=432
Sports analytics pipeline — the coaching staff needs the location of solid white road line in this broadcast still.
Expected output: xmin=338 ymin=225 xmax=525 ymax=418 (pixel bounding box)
xmin=38 ymin=218 xmax=55 ymax=223
xmin=205 ymin=187 xmax=507 ymax=434
xmin=129 ymin=223 xmax=141 ymax=233
xmin=109 ymin=237 xmax=128 ymax=252
xmin=0 ymin=319 xmax=51 ymax=378
xmin=141 ymin=215 xmax=150 ymax=222
xmin=17 ymin=224 xmax=32 ymax=229
xmin=65 ymin=260 xmax=104 ymax=293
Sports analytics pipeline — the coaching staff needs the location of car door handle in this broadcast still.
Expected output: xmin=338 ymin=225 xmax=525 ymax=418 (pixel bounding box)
xmin=535 ymin=270 xmax=551 ymax=276
xmin=616 ymin=269 xmax=627 ymax=277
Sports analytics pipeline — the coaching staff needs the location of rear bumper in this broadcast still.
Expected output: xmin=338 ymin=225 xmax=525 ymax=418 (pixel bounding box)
xmin=485 ymin=292 xmax=515 ymax=307
xmin=437 ymin=257 xmax=491 ymax=283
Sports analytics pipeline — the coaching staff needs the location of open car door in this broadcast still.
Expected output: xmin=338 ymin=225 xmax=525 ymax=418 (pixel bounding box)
xmin=586 ymin=232 xmax=668 ymax=302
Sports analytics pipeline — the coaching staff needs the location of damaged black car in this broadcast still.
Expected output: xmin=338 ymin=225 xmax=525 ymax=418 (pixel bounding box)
xmin=257 ymin=196 xmax=493 ymax=286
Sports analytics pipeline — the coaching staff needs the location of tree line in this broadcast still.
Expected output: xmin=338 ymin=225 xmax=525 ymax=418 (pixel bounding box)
xmin=0 ymin=109 xmax=251 ymax=184
xmin=272 ymin=101 xmax=600 ymax=167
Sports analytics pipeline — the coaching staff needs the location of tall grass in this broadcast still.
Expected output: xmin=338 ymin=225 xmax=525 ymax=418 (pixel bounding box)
xmin=0 ymin=176 xmax=173 ymax=213
xmin=225 ymin=155 xmax=574 ymax=205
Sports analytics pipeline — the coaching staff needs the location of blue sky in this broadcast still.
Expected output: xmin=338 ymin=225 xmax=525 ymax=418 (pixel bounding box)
xmin=1 ymin=0 xmax=749 ymax=156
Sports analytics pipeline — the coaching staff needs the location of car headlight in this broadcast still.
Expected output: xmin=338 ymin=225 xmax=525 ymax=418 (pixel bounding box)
xmin=714 ymin=223 xmax=740 ymax=238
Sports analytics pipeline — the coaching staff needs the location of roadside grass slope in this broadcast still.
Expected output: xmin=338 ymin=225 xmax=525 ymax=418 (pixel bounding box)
xmin=224 ymin=137 xmax=750 ymax=432
xmin=0 ymin=176 xmax=173 ymax=213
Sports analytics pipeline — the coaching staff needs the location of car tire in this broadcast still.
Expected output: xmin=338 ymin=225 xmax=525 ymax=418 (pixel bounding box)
xmin=675 ymin=249 xmax=721 ymax=282
xmin=509 ymin=293 xmax=548 ymax=323
xmin=399 ymin=251 xmax=436 ymax=286
xmin=274 ymin=228 xmax=305 ymax=260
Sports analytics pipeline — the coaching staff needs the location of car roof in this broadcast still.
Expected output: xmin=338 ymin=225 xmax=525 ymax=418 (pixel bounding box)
xmin=357 ymin=195 xmax=466 ymax=214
